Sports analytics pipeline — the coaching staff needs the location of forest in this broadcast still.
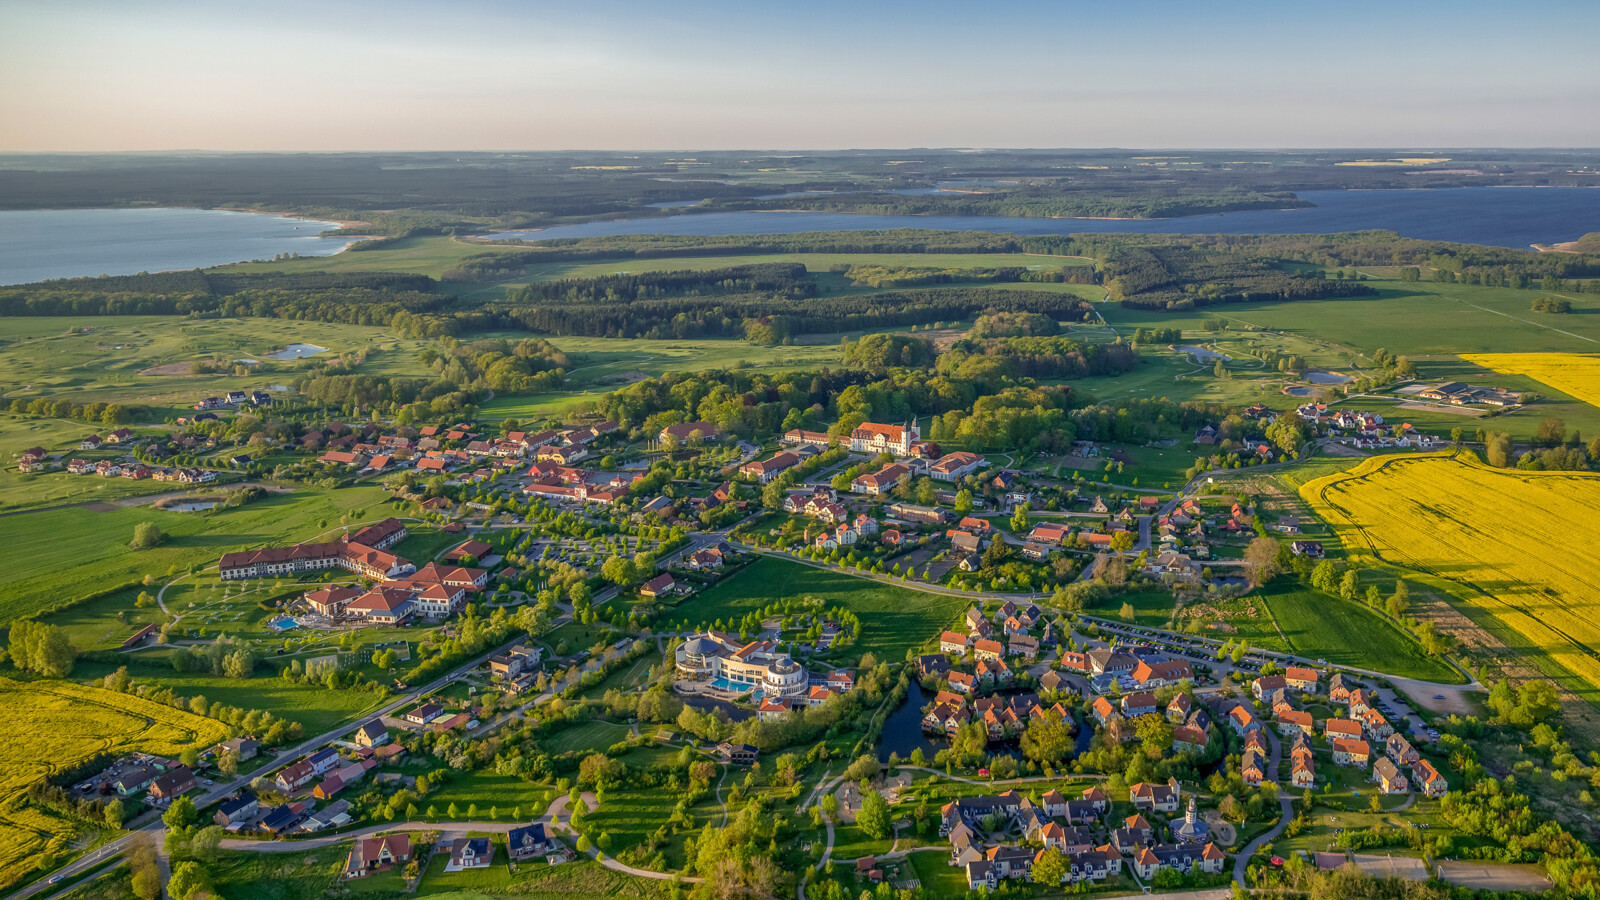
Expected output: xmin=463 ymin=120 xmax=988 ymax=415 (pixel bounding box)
xmin=6 ymin=150 xmax=1597 ymax=237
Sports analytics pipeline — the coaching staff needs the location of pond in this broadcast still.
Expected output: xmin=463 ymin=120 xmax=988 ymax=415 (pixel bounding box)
xmin=1305 ymin=372 xmax=1353 ymax=384
xmin=876 ymin=679 xmax=1095 ymax=763
xmin=477 ymin=187 xmax=1600 ymax=250
xmin=1284 ymin=387 xmax=1315 ymax=397
xmin=164 ymin=501 xmax=218 ymax=512
xmin=1173 ymin=345 xmax=1232 ymax=363
xmin=269 ymin=343 xmax=328 ymax=360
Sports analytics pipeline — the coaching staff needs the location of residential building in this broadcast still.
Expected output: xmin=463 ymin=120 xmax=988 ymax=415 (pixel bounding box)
xmin=1373 ymin=758 xmax=1409 ymax=794
xmin=1332 ymin=738 xmax=1371 ymax=767
xmin=508 ymin=823 xmax=553 ymax=860
xmin=450 ymin=837 xmax=494 ymax=869
xmin=346 ymin=834 xmax=411 ymax=878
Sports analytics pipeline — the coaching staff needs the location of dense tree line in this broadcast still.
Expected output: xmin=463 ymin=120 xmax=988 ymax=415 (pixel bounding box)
xmin=969 ymin=310 xmax=1061 ymax=337
xmin=503 ymin=263 xmax=815 ymax=303
xmin=838 ymin=263 xmax=1094 ymax=289
xmin=1096 ymin=245 xmax=1377 ymax=310
xmin=839 ymin=333 xmax=939 ymax=369
xmin=504 ymin=287 xmax=1097 ymax=342
xmin=445 ymin=229 xmax=1027 ymax=278
xmin=939 ymin=334 xmax=1140 ymax=380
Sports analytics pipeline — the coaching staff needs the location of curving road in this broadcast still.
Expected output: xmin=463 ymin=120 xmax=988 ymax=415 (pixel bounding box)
xmin=1232 ymin=727 xmax=1293 ymax=887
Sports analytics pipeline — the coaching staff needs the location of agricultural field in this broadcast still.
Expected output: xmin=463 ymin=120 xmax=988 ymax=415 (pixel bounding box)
xmin=1302 ymin=451 xmax=1600 ymax=708
xmin=0 ymin=677 xmax=228 ymax=891
xmin=1460 ymin=352 xmax=1600 ymax=410
xmin=667 ymin=555 xmax=967 ymax=663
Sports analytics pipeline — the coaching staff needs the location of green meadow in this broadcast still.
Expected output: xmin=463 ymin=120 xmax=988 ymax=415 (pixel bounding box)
xmin=0 ymin=483 xmax=400 ymax=623
xmin=669 ymin=555 xmax=966 ymax=663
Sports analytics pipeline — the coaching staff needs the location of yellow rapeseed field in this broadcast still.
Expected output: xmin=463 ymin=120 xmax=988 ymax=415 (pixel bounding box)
xmin=1302 ymin=451 xmax=1600 ymax=699
xmin=0 ymin=678 xmax=228 ymax=889
xmin=1460 ymin=352 xmax=1600 ymax=409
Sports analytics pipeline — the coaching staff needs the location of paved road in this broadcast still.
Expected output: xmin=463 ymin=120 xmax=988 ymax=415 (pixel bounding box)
xmin=1233 ymin=728 xmax=1293 ymax=887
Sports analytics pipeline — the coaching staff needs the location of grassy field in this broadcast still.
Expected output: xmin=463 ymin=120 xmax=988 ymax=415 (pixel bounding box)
xmin=71 ymin=654 xmax=386 ymax=734
xmin=0 ymin=483 xmax=401 ymax=624
xmin=417 ymin=858 xmax=671 ymax=900
xmin=220 ymin=235 xmax=520 ymax=279
xmin=541 ymin=720 xmax=632 ymax=755
xmin=669 ymin=555 xmax=968 ymax=663
xmin=1097 ymin=275 xmax=1600 ymax=439
xmin=421 ymin=771 xmax=554 ymax=821
xmin=1094 ymin=589 xmax=1179 ymax=629
xmin=1461 ymin=351 xmax=1600 ymax=410
xmin=0 ymin=677 xmax=229 ymax=891
xmin=0 ymin=317 xmax=431 ymax=414
xmin=1302 ymin=450 xmax=1600 ymax=707
xmin=1258 ymin=584 xmax=1462 ymax=682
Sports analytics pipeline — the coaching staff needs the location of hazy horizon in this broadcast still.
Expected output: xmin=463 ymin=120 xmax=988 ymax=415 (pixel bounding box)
xmin=3 ymin=0 xmax=1598 ymax=152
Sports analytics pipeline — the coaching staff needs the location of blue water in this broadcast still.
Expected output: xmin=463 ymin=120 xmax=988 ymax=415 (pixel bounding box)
xmin=0 ymin=208 xmax=358 ymax=285
xmin=481 ymin=187 xmax=1600 ymax=249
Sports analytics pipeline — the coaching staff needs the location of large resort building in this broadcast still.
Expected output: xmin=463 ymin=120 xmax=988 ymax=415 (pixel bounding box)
xmin=220 ymin=518 xmax=414 ymax=582
xmin=675 ymin=632 xmax=811 ymax=700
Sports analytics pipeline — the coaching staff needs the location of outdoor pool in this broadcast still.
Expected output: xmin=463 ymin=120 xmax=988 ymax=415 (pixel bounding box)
xmin=268 ymin=617 xmax=299 ymax=632
xmin=709 ymin=676 xmax=762 ymax=699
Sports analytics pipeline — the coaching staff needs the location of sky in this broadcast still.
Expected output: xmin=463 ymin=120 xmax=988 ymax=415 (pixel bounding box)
xmin=2 ymin=0 xmax=1598 ymax=152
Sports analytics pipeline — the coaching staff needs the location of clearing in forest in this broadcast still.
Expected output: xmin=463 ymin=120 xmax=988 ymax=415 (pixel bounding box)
xmin=1301 ymin=451 xmax=1600 ymax=705
xmin=1461 ymin=352 xmax=1600 ymax=409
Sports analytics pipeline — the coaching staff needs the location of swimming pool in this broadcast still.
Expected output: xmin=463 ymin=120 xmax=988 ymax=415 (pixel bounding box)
xmin=268 ymin=617 xmax=299 ymax=632
xmin=708 ymin=676 xmax=762 ymax=700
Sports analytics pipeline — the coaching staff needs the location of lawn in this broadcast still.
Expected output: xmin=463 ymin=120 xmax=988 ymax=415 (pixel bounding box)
xmin=204 ymin=845 xmax=349 ymax=900
xmin=1302 ymin=451 xmax=1600 ymax=701
xmin=422 ymin=772 xmax=555 ymax=821
xmin=669 ymin=555 xmax=968 ymax=663
xmin=541 ymin=720 xmax=632 ymax=755
xmin=1258 ymin=583 xmax=1462 ymax=683
xmin=1095 ymin=588 xmax=1179 ymax=629
xmin=416 ymin=858 xmax=671 ymax=900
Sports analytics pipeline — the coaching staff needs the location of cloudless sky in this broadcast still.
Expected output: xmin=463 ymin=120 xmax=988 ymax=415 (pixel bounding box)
xmin=2 ymin=0 xmax=1597 ymax=151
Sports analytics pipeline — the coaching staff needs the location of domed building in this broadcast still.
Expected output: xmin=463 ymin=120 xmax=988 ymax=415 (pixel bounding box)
xmin=674 ymin=631 xmax=811 ymax=700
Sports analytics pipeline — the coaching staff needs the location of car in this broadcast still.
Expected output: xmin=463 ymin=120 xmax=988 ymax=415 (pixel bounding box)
xmin=1433 ymin=695 xmax=1445 ymax=700
xmin=48 ymin=876 xmax=62 ymax=884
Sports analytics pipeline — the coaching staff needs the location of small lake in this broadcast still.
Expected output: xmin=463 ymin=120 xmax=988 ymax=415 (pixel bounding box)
xmin=269 ymin=343 xmax=328 ymax=360
xmin=1174 ymin=345 xmax=1231 ymax=363
xmin=0 ymin=208 xmax=358 ymax=285
xmin=480 ymin=187 xmax=1600 ymax=249
xmin=165 ymin=501 xmax=217 ymax=512
xmin=1305 ymin=372 xmax=1353 ymax=384
xmin=1285 ymin=387 xmax=1315 ymax=397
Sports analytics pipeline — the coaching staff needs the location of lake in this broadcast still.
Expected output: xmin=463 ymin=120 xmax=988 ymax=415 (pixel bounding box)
xmin=481 ymin=187 xmax=1600 ymax=249
xmin=0 ymin=208 xmax=357 ymax=285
